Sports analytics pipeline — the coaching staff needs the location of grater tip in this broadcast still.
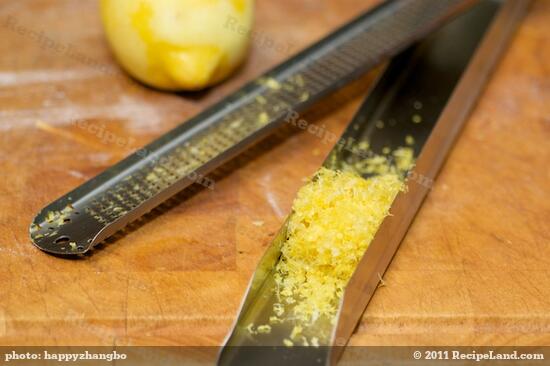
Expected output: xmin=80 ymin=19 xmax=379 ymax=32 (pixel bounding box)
xmin=29 ymin=200 xmax=101 ymax=255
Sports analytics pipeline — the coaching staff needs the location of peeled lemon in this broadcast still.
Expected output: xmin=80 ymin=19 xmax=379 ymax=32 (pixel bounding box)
xmin=100 ymin=0 xmax=254 ymax=91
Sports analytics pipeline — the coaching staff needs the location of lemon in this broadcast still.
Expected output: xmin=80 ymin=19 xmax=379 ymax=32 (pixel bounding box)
xmin=100 ymin=0 xmax=254 ymax=91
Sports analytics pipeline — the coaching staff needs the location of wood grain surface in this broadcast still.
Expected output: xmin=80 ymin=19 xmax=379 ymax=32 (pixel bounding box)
xmin=0 ymin=0 xmax=548 ymax=354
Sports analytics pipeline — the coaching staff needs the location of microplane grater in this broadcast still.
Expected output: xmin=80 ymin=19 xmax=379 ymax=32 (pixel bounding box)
xmin=30 ymin=0 xmax=475 ymax=255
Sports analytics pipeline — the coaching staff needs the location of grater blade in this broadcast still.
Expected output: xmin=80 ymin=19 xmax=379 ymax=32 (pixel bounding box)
xmin=218 ymin=0 xmax=529 ymax=364
xmin=30 ymin=0 xmax=476 ymax=255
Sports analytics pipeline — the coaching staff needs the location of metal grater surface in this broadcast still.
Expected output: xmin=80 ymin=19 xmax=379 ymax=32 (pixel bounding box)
xmin=30 ymin=0 xmax=475 ymax=255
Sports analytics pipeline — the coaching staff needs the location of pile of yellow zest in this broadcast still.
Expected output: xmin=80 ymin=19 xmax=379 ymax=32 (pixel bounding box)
xmin=273 ymin=168 xmax=404 ymax=325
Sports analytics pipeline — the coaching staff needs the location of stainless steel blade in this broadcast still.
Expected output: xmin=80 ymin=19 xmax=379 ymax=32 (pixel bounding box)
xmin=29 ymin=0 xmax=476 ymax=255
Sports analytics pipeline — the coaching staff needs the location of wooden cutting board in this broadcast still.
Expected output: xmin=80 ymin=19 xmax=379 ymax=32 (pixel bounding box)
xmin=0 ymin=0 xmax=549 ymax=352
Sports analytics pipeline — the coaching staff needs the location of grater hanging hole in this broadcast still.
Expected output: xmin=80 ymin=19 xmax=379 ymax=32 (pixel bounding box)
xmin=54 ymin=236 xmax=70 ymax=245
